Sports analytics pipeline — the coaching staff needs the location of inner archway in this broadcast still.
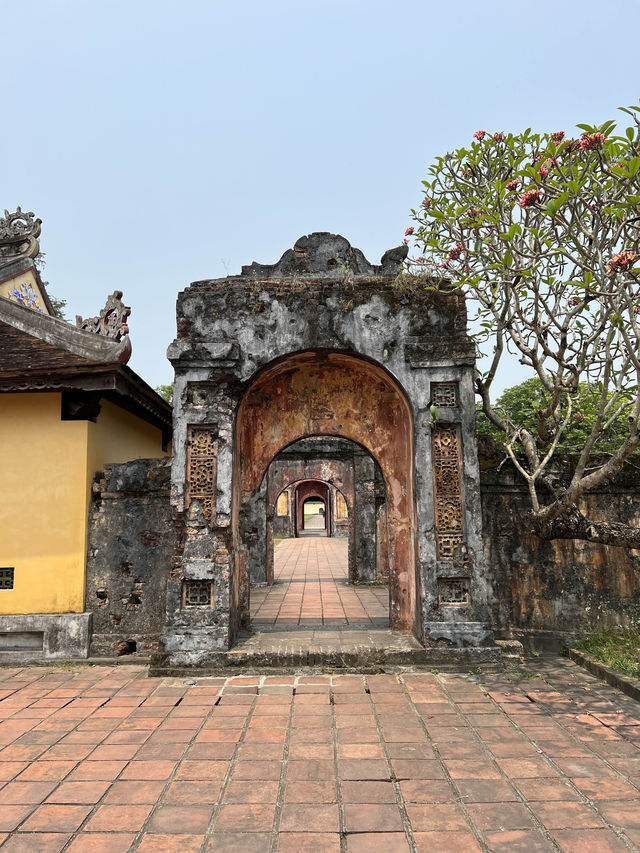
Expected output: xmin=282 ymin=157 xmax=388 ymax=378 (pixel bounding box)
xmin=233 ymin=350 xmax=419 ymax=638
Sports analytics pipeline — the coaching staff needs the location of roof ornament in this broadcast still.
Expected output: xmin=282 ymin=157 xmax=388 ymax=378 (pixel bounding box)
xmin=76 ymin=291 xmax=131 ymax=341
xmin=75 ymin=291 xmax=132 ymax=363
xmin=0 ymin=207 xmax=42 ymax=267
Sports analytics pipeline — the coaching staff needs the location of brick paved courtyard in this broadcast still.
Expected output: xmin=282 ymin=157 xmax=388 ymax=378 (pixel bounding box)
xmin=251 ymin=538 xmax=389 ymax=629
xmin=0 ymin=660 xmax=639 ymax=852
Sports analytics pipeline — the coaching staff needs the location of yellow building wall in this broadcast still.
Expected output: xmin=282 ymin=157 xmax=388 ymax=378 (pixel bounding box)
xmin=0 ymin=394 xmax=168 ymax=616
xmin=0 ymin=394 xmax=89 ymax=614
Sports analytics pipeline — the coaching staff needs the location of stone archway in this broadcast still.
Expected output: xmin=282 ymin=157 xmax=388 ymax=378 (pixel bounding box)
xmin=233 ymin=349 xmax=418 ymax=637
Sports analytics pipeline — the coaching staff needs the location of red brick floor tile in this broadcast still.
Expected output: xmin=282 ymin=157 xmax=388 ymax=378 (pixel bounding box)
xmin=398 ymin=780 xmax=455 ymax=803
xmin=495 ymin=757 xmax=557 ymax=778
xmin=513 ymin=777 xmax=581 ymax=801
xmin=342 ymin=781 xmax=397 ymax=803
xmin=137 ymin=835 xmax=205 ymax=853
xmin=16 ymin=761 xmax=77 ymax=782
xmin=231 ymin=760 xmax=282 ymax=781
xmin=443 ymin=760 xmax=502 ymax=780
xmin=533 ymin=801 xmax=606 ymax=829
xmin=203 ymin=833 xmax=271 ymax=852
xmin=277 ymin=832 xmax=341 ymax=852
xmin=405 ymin=803 xmax=468 ymax=832
xmin=103 ymin=780 xmax=167 ymax=804
xmin=552 ymin=829 xmax=631 ymax=852
xmin=0 ymin=805 xmax=36 ymax=832
xmin=65 ymin=833 xmax=136 ymax=852
xmin=282 ymin=781 xmax=336 ymax=802
xmin=0 ymin=833 xmax=71 ymax=853
xmin=346 ymin=832 xmax=410 ymax=852
xmin=413 ymin=830 xmax=482 ymax=852
xmin=0 ymin=781 xmax=58 ymax=803
xmin=45 ymin=781 xmax=111 ymax=804
xmin=237 ymin=743 xmax=285 ymax=760
xmin=147 ymin=805 xmax=214 ymax=833
xmin=579 ymin=777 xmax=640 ymax=800
xmin=336 ymin=759 xmax=390 ymax=780
xmin=83 ymin=804 xmax=153 ymax=832
xmin=174 ymin=761 xmax=230 ymax=781
xmin=390 ymin=759 xmax=445 ymax=780
xmin=119 ymin=760 xmax=177 ymax=780
xmin=214 ymin=803 xmax=275 ymax=832
xmin=455 ymin=778 xmax=518 ymax=803
xmin=290 ymin=743 xmax=335 ymax=759
xmin=186 ymin=742 xmax=236 ymax=760
xmin=18 ymin=804 xmax=91 ymax=832
xmin=467 ymin=802 xmax=535 ymax=830
xmin=343 ymin=803 xmax=404 ymax=832
xmin=224 ymin=780 xmax=279 ymax=803
xmin=0 ymin=763 xmax=28 ymax=782
xmin=483 ymin=829 xmax=556 ymax=851
xmin=596 ymin=799 xmax=640 ymax=829
xmin=66 ymin=760 xmax=128 ymax=781
xmin=386 ymin=743 xmax=436 ymax=759
xmin=280 ymin=803 xmax=340 ymax=832
xmin=286 ymin=759 xmax=336 ymax=780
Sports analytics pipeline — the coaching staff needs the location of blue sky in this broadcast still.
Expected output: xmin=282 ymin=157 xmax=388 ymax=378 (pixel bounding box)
xmin=3 ymin=0 xmax=639 ymax=392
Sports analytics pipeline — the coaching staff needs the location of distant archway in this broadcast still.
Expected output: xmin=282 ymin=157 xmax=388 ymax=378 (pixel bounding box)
xmin=233 ymin=350 xmax=418 ymax=636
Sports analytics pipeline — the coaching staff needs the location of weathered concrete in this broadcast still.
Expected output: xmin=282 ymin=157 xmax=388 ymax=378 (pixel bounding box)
xmin=85 ymin=457 xmax=175 ymax=657
xmin=158 ymin=233 xmax=490 ymax=670
xmin=0 ymin=612 xmax=91 ymax=660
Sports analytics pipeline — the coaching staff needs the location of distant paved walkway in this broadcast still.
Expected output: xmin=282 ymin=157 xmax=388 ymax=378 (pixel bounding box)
xmin=0 ymin=660 xmax=639 ymax=851
xmin=251 ymin=538 xmax=388 ymax=628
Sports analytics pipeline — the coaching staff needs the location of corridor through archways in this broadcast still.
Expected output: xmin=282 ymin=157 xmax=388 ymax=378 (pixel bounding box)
xmin=251 ymin=538 xmax=388 ymax=629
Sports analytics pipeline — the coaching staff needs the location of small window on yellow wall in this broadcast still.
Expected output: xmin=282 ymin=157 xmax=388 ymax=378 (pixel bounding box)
xmin=276 ymin=492 xmax=289 ymax=516
xmin=335 ymin=492 xmax=348 ymax=519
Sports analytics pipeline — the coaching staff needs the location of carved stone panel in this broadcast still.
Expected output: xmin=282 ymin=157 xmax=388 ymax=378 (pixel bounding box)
xmin=186 ymin=426 xmax=218 ymax=523
xmin=432 ymin=424 xmax=466 ymax=564
xmin=432 ymin=382 xmax=458 ymax=407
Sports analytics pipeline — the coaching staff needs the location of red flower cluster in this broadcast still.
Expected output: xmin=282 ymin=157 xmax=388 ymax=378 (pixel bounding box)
xmin=550 ymin=131 xmax=565 ymax=143
xmin=440 ymin=243 xmax=464 ymax=268
xmin=405 ymin=227 xmax=414 ymax=236
xmin=473 ymin=130 xmax=486 ymax=140
xmin=506 ymin=179 xmax=521 ymax=191
xmin=607 ymin=251 xmax=637 ymax=273
xmin=539 ymin=164 xmax=549 ymax=179
xmin=567 ymin=296 xmax=580 ymax=308
xmin=493 ymin=132 xmax=505 ymax=142
xmin=574 ymin=413 xmax=584 ymax=423
xmin=519 ymin=189 xmax=541 ymax=208
xmin=577 ymin=132 xmax=607 ymax=151
xmin=466 ymin=208 xmax=482 ymax=218
xmin=421 ymin=197 xmax=432 ymax=208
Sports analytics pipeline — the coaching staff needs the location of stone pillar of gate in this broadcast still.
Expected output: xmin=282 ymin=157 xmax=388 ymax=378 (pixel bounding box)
xmin=352 ymin=449 xmax=377 ymax=583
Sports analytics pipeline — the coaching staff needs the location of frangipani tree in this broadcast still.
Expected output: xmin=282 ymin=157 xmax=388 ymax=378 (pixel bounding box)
xmin=410 ymin=104 xmax=640 ymax=547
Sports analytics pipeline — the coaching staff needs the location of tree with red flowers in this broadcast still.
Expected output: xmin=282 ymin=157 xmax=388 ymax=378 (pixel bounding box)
xmin=410 ymin=104 xmax=640 ymax=547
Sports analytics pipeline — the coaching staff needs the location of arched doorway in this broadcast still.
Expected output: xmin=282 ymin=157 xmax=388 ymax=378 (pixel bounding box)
xmin=233 ymin=349 xmax=418 ymax=637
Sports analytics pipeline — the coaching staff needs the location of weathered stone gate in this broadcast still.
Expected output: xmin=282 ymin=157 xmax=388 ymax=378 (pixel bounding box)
xmin=157 ymin=233 xmax=493 ymax=668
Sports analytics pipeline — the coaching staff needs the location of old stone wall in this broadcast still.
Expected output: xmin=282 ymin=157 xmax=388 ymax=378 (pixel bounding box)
xmin=85 ymin=457 xmax=174 ymax=657
xmin=481 ymin=463 xmax=640 ymax=645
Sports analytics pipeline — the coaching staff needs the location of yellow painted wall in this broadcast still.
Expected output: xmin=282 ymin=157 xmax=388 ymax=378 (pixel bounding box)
xmin=0 ymin=394 xmax=168 ymax=616
xmin=0 ymin=269 xmax=50 ymax=315
xmin=0 ymin=394 xmax=89 ymax=614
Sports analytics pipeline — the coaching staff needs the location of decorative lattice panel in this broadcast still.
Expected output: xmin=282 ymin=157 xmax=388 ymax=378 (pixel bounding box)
xmin=438 ymin=577 xmax=470 ymax=605
xmin=432 ymin=382 xmax=458 ymax=407
xmin=0 ymin=568 xmax=14 ymax=590
xmin=432 ymin=424 xmax=466 ymax=563
xmin=186 ymin=426 xmax=217 ymax=522
xmin=183 ymin=579 xmax=213 ymax=608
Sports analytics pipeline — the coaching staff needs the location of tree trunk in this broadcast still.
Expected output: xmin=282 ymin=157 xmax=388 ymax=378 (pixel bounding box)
xmin=532 ymin=504 xmax=640 ymax=549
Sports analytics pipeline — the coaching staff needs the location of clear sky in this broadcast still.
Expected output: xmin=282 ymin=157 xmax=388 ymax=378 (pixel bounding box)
xmin=3 ymin=0 xmax=639 ymax=393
